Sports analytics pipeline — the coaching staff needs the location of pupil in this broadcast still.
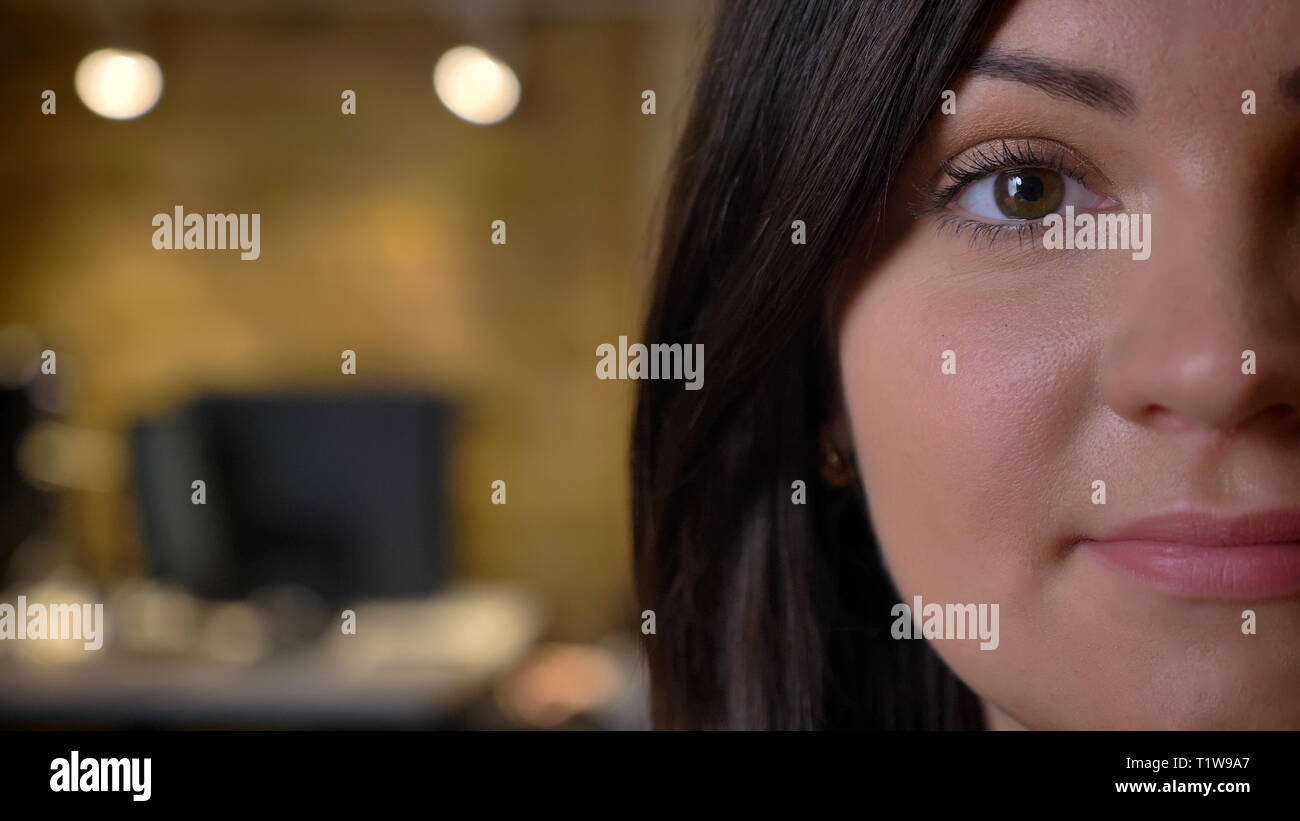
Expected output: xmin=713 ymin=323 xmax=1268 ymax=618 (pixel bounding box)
xmin=1010 ymin=173 xmax=1044 ymax=202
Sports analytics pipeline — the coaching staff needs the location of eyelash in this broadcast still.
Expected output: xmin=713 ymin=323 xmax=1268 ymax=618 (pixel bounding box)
xmin=914 ymin=138 xmax=1099 ymax=248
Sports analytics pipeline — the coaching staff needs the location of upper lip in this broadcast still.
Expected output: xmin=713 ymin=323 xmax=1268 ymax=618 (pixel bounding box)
xmin=1083 ymin=508 xmax=1300 ymax=547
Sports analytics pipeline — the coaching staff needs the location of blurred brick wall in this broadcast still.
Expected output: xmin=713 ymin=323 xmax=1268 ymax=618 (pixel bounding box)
xmin=0 ymin=1 xmax=713 ymax=639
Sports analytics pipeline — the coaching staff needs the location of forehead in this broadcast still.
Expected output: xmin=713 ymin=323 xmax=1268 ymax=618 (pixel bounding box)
xmin=986 ymin=0 xmax=1300 ymax=109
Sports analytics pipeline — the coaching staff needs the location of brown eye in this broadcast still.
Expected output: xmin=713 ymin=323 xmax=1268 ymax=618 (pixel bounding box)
xmin=992 ymin=169 xmax=1064 ymax=219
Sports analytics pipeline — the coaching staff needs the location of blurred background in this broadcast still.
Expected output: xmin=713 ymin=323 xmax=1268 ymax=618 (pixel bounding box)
xmin=0 ymin=0 xmax=712 ymax=729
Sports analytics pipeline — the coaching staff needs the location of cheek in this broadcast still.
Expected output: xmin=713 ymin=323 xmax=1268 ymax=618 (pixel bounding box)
xmin=839 ymin=260 xmax=1095 ymax=580
xmin=835 ymin=248 xmax=1100 ymax=714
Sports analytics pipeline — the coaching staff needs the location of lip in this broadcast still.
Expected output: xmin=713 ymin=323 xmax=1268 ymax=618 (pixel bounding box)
xmin=1077 ymin=509 xmax=1300 ymax=600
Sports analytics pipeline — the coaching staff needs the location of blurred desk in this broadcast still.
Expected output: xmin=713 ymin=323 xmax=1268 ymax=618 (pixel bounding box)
xmin=0 ymin=584 xmax=542 ymax=727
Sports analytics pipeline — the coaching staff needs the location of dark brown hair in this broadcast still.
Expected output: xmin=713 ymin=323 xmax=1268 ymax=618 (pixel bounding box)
xmin=633 ymin=0 xmax=1002 ymax=729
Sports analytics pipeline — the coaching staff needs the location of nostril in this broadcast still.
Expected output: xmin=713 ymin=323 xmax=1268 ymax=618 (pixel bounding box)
xmin=1142 ymin=404 xmax=1181 ymax=430
xmin=1257 ymin=403 xmax=1300 ymax=430
xmin=1141 ymin=401 xmax=1300 ymax=435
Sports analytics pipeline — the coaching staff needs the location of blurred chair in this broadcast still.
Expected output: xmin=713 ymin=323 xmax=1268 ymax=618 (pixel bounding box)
xmin=0 ymin=387 xmax=49 ymax=585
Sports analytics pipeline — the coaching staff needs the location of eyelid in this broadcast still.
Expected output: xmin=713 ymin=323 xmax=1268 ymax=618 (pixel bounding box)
xmin=916 ymin=136 xmax=1118 ymax=214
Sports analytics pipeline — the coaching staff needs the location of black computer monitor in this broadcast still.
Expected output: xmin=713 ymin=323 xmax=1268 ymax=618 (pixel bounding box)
xmin=131 ymin=393 xmax=452 ymax=605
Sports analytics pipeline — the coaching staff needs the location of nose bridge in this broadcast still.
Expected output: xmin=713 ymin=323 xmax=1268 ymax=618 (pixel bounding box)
xmin=1099 ymin=162 xmax=1300 ymax=434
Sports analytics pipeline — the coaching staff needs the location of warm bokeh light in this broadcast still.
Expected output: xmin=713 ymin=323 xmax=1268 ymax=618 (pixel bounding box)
xmin=15 ymin=421 xmax=125 ymax=492
xmin=494 ymin=643 xmax=624 ymax=727
xmin=11 ymin=580 xmax=102 ymax=665
xmin=74 ymin=48 xmax=164 ymax=120
xmin=432 ymin=45 xmax=520 ymax=125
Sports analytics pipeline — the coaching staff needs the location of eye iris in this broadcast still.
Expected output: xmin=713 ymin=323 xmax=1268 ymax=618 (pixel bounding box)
xmin=993 ymin=169 xmax=1063 ymax=219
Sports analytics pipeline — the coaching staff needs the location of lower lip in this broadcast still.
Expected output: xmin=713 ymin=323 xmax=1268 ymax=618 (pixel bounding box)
xmin=1079 ymin=540 xmax=1300 ymax=599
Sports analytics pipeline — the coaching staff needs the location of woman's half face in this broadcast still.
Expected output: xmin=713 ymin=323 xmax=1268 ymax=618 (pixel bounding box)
xmin=837 ymin=0 xmax=1300 ymax=729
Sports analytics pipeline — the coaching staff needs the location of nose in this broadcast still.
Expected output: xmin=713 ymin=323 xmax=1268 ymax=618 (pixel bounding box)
xmin=1099 ymin=207 xmax=1300 ymax=437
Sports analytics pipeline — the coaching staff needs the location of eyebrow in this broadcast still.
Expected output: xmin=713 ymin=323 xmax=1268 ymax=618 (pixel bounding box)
xmin=967 ymin=49 xmax=1138 ymax=117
